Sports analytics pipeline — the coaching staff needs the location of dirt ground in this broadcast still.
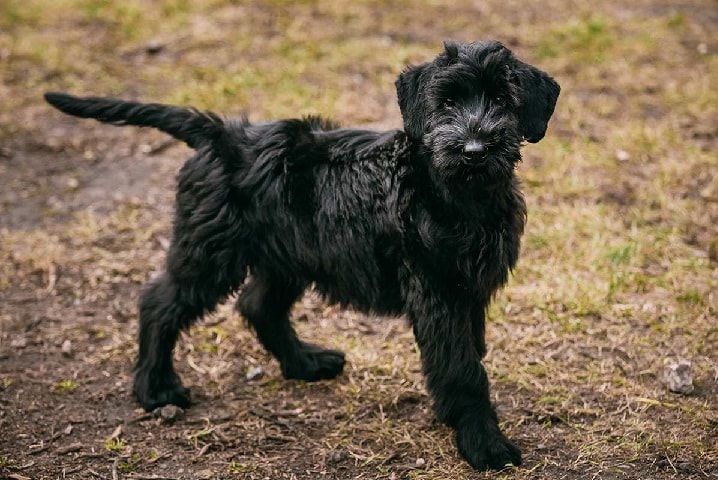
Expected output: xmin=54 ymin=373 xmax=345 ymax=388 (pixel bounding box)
xmin=1 ymin=1 xmax=717 ymax=479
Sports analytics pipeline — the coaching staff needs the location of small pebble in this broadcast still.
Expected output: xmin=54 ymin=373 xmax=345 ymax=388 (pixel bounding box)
xmin=146 ymin=39 xmax=165 ymax=55
xmin=328 ymin=449 xmax=347 ymax=463
xmin=616 ymin=149 xmax=630 ymax=162
xmin=61 ymin=340 xmax=73 ymax=357
xmin=663 ymin=360 xmax=694 ymax=394
xmin=415 ymin=457 xmax=426 ymax=467
xmin=246 ymin=366 xmax=265 ymax=381
xmin=675 ymin=461 xmax=693 ymax=471
xmin=156 ymin=404 xmax=184 ymax=422
xmin=11 ymin=337 xmax=27 ymax=349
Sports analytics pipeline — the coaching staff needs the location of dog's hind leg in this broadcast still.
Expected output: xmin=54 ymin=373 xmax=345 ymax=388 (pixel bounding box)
xmin=237 ymin=274 xmax=346 ymax=381
xmin=133 ymin=265 xmax=239 ymax=411
xmin=407 ymin=291 xmax=522 ymax=471
xmin=133 ymin=197 xmax=244 ymax=410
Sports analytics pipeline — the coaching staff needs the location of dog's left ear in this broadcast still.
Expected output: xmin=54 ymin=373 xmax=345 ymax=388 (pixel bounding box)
xmin=512 ymin=61 xmax=560 ymax=143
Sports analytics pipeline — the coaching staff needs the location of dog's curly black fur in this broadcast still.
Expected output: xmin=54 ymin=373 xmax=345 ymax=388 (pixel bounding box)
xmin=44 ymin=40 xmax=559 ymax=471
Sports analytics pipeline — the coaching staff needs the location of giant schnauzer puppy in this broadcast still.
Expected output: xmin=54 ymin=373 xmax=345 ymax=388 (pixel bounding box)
xmin=45 ymin=40 xmax=559 ymax=470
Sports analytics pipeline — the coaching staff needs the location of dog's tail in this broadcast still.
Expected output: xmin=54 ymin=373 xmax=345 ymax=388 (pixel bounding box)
xmin=44 ymin=92 xmax=224 ymax=149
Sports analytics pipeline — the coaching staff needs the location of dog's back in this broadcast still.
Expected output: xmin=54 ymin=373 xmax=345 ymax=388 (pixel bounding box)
xmin=44 ymin=92 xmax=412 ymax=313
xmin=230 ymin=120 xmax=411 ymax=313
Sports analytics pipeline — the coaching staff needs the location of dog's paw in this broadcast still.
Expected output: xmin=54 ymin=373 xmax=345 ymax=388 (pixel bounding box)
xmin=455 ymin=415 xmax=522 ymax=471
xmin=133 ymin=370 xmax=191 ymax=412
xmin=281 ymin=342 xmax=346 ymax=382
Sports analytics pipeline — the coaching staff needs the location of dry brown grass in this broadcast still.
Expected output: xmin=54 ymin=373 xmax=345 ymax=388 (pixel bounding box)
xmin=1 ymin=0 xmax=716 ymax=479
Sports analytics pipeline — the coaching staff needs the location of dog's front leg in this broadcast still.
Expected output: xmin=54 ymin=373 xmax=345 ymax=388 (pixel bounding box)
xmin=407 ymin=287 xmax=522 ymax=471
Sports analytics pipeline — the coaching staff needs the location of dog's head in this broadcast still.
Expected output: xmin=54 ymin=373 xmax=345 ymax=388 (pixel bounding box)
xmin=396 ymin=40 xmax=560 ymax=184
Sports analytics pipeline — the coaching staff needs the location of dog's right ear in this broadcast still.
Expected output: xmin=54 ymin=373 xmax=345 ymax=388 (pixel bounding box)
xmin=395 ymin=63 xmax=432 ymax=140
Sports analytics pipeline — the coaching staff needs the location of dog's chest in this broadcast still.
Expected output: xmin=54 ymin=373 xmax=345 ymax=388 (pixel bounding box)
xmin=406 ymin=200 xmax=523 ymax=295
xmin=449 ymin=225 xmax=515 ymax=290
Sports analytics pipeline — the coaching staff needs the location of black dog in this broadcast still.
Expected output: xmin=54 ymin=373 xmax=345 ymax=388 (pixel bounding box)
xmin=45 ymin=40 xmax=559 ymax=471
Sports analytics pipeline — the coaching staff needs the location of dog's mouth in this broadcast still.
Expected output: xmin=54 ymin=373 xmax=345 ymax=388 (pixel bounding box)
xmin=451 ymin=143 xmax=519 ymax=185
xmin=426 ymin=124 xmax=519 ymax=183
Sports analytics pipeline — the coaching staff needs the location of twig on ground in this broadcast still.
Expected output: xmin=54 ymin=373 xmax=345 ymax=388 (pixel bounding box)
xmin=249 ymin=407 xmax=295 ymax=431
xmin=127 ymin=412 xmax=156 ymax=424
xmin=63 ymin=465 xmax=83 ymax=475
xmin=195 ymin=443 xmax=211 ymax=457
xmin=28 ymin=445 xmax=51 ymax=455
xmin=146 ymin=451 xmax=172 ymax=464
xmin=127 ymin=475 xmax=180 ymax=480
xmin=7 ymin=474 xmax=32 ymax=480
xmin=56 ymin=442 xmax=83 ymax=454
xmin=664 ymin=454 xmax=678 ymax=475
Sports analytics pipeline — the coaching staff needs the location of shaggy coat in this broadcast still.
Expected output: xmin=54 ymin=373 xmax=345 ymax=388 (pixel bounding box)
xmin=44 ymin=40 xmax=559 ymax=470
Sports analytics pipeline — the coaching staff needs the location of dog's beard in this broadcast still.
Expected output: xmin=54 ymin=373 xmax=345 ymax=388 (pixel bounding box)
xmin=425 ymin=120 xmax=521 ymax=187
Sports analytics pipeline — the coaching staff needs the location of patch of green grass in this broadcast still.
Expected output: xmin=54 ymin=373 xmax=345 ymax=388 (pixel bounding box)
xmin=1 ymin=0 xmax=46 ymax=27
xmin=104 ymin=437 xmax=128 ymax=453
xmin=161 ymin=0 xmax=193 ymax=17
xmin=227 ymin=460 xmax=254 ymax=474
xmin=192 ymin=324 xmax=230 ymax=355
xmin=537 ymin=15 xmax=615 ymax=62
xmin=118 ymin=453 xmax=140 ymax=472
xmin=524 ymin=364 xmax=548 ymax=378
xmin=52 ymin=379 xmax=78 ymax=393
xmin=0 ymin=456 xmax=14 ymax=469
xmin=665 ymin=12 xmax=686 ymax=29
xmin=676 ymin=290 xmax=705 ymax=306
xmin=195 ymin=340 xmax=219 ymax=354
xmin=187 ymin=425 xmax=215 ymax=447
xmin=607 ymin=244 xmax=636 ymax=266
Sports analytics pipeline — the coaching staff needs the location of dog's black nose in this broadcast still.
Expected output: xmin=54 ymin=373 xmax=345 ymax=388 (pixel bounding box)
xmin=463 ymin=140 xmax=487 ymax=158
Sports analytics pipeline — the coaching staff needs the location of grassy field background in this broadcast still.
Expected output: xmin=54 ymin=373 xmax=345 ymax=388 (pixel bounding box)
xmin=0 ymin=1 xmax=716 ymax=479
